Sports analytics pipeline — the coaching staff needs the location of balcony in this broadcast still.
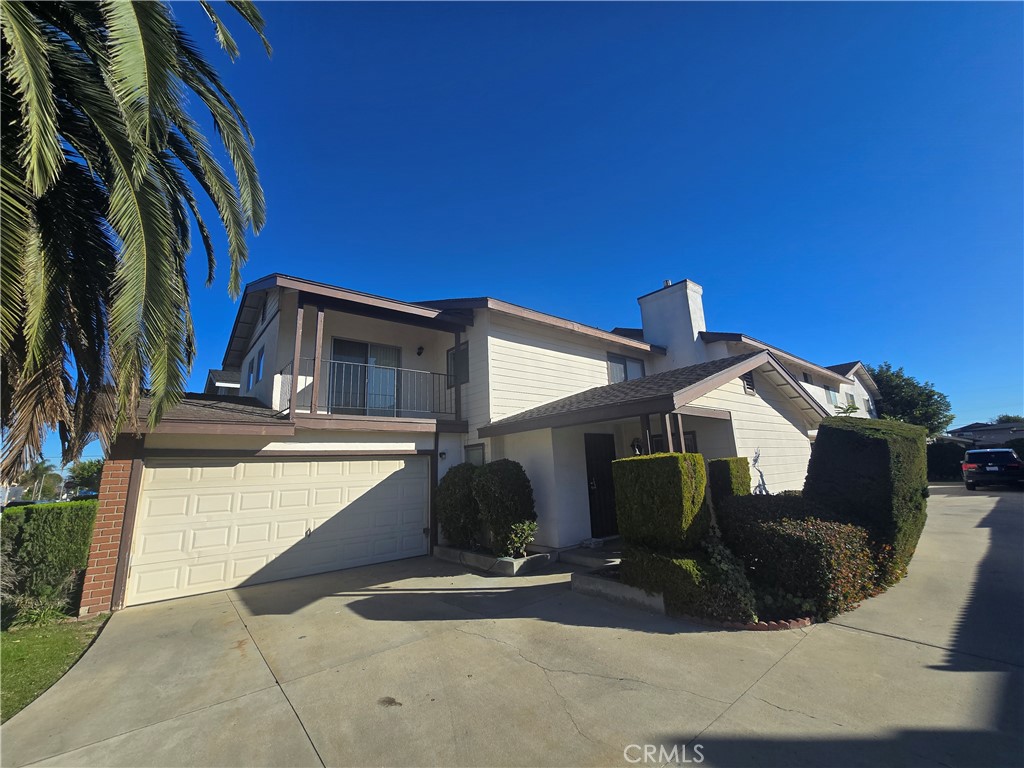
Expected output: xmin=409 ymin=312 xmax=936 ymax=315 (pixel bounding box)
xmin=280 ymin=358 xmax=456 ymax=420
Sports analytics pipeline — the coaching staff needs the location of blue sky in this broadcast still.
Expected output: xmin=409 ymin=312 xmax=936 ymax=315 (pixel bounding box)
xmin=60 ymin=1 xmax=1022 ymax=464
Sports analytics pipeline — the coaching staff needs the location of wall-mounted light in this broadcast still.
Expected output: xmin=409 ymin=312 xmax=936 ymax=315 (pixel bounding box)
xmin=416 ymin=346 xmax=424 ymax=356
xmin=439 ymin=451 xmax=447 ymax=460
xmin=631 ymin=438 xmax=643 ymax=455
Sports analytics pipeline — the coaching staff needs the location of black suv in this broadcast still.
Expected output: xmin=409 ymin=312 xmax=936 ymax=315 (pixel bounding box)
xmin=962 ymin=448 xmax=1022 ymax=490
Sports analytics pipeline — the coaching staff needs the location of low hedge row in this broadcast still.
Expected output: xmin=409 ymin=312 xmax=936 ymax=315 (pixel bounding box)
xmin=612 ymin=453 xmax=709 ymax=551
xmin=621 ymin=542 xmax=756 ymax=623
xmin=707 ymin=457 xmax=751 ymax=511
xmin=804 ymin=417 xmax=928 ymax=586
xmin=1 ymin=501 xmax=98 ymax=619
xmin=926 ymin=442 xmax=966 ymax=481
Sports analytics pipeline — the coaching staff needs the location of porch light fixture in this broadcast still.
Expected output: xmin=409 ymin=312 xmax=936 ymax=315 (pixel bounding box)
xmin=416 ymin=346 xmax=424 ymax=356
xmin=439 ymin=451 xmax=447 ymax=460
xmin=631 ymin=438 xmax=643 ymax=455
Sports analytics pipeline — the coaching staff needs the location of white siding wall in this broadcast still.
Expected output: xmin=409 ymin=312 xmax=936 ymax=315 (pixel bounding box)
xmin=487 ymin=314 xmax=640 ymax=421
xmin=463 ymin=311 xmax=491 ymax=439
xmin=240 ymin=288 xmax=282 ymax=407
xmin=689 ymin=370 xmax=813 ymax=492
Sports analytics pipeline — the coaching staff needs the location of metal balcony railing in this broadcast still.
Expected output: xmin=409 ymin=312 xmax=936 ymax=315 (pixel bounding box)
xmin=281 ymin=358 xmax=456 ymax=419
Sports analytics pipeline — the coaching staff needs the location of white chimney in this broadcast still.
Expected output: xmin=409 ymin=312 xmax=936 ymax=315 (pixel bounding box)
xmin=638 ymin=279 xmax=707 ymax=371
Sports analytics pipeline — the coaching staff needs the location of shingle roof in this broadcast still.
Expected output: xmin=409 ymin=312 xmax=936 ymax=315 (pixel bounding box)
xmin=486 ymin=352 xmax=762 ymax=429
xmin=825 ymin=361 xmax=860 ymax=377
xmin=138 ymin=393 xmax=288 ymax=426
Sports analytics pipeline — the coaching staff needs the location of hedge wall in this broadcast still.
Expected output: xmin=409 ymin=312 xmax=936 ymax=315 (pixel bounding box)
xmin=471 ymin=459 xmax=537 ymax=558
xmin=719 ymin=501 xmax=877 ymax=620
xmin=708 ymin=457 xmax=751 ymax=511
xmin=926 ymin=442 xmax=966 ymax=481
xmin=804 ymin=417 xmax=928 ymax=585
xmin=436 ymin=463 xmax=481 ymax=549
xmin=612 ymin=453 xmax=709 ymax=551
xmin=2 ymin=500 xmax=98 ymax=608
xmin=621 ymin=544 xmax=756 ymax=623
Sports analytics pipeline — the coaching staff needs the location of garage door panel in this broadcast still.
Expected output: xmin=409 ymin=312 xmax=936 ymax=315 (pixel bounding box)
xmin=125 ymin=456 xmax=430 ymax=606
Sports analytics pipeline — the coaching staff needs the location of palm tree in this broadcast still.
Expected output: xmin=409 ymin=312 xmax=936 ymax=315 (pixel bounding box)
xmin=16 ymin=456 xmax=55 ymax=500
xmin=1 ymin=1 xmax=270 ymax=480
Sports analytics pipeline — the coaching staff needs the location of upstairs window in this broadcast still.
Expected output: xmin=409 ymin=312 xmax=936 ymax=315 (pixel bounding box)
xmin=741 ymin=371 xmax=756 ymax=395
xmin=608 ymin=354 xmax=645 ymax=384
xmin=255 ymin=347 xmax=265 ymax=383
xmin=824 ymin=385 xmax=839 ymax=405
xmin=802 ymin=372 xmax=813 ymax=385
xmin=447 ymin=342 xmax=469 ymax=388
xmin=246 ymin=359 xmax=255 ymax=392
xmin=846 ymin=393 xmax=856 ymax=407
xmin=864 ymin=398 xmax=873 ymax=416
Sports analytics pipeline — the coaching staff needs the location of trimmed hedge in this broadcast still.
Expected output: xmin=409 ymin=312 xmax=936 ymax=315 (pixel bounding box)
xmin=717 ymin=493 xmax=821 ymax=543
xmin=720 ymin=504 xmax=877 ymax=620
xmin=612 ymin=453 xmax=709 ymax=551
xmin=621 ymin=543 xmax=756 ymax=623
xmin=1 ymin=501 xmax=98 ymax=611
xmin=471 ymin=460 xmax=537 ymax=558
xmin=1003 ymin=438 xmax=1024 ymax=454
xmin=436 ymin=463 xmax=481 ymax=549
xmin=708 ymin=457 xmax=751 ymax=511
xmin=927 ymin=442 xmax=966 ymax=481
xmin=804 ymin=417 xmax=928 ymax=585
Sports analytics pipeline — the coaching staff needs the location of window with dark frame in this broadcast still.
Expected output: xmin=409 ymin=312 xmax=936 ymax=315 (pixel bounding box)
xmin=447 ymin=342 xmax=469 ymax=388
xmin=465 ymin=444 xmax=485 ymax=467
xmin=608 ymin=354 xmax=645 ymax=384
xmin=824 ymin=385 xmax=839 ymax=405
xmin=802 ymin=372 xmax=813 ymax=385
xmin=864 ymin=398 xmax=873 ymax=415
xmin=255 ymin=347 xmax=265 ymax=383
xmin=741 ymin=371 xmax=756 ymax=395
xmin=246 ymin=359 xmax=255 ymax=392
xmin=846 ymin=393 xmax=856 ymax=407
xmin=683 ymin=431 xmax=699 ymax=453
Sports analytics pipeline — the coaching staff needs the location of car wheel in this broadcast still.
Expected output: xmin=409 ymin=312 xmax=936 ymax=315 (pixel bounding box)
xmin=965 ymin=482 xmax=976 ymax=491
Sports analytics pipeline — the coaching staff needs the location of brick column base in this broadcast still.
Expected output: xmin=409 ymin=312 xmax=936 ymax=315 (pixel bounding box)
xmin=79 ymin=438 xmax=142 ymax=616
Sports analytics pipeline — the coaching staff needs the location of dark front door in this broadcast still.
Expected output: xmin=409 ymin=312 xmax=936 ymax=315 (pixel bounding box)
xmin=585 ymin=433 xmax=618 ymax=538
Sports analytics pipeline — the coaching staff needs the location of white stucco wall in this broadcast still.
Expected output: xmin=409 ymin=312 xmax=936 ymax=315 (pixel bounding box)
xmin=638 ymin=280 xmax=708 ymax=372
xmin=500 ymin=429 xmax=559 ymax=548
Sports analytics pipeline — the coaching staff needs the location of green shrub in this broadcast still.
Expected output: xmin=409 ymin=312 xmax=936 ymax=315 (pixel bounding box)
xmin=804 ymin=417 xmax=928 ymax=585
xmin=927 ymin=442 xmax=967 ymax=481
xmin=1 ymin=501 xmax=98 ymax=623
xmin=717 ymin=493 xmax=822 ymax=544
xmin=502 ymin=521 xmax=538 ymax=559
xmin=472 ymin=460 xmax=537 ymax=558
xmin=612 ymin=453 xmax=709 ymax=551
xmin=1002 ymin=438 xmax=1024 ymax=454
xmin=722 ymin=510 xmax=877 ymax=620
xmin=707 ymin=457 xmax=751 ymax=511
xmin=621 ymin=542 xmax=756 ymax=623
xmin=436 ymin=463 xmax=481 ymax=549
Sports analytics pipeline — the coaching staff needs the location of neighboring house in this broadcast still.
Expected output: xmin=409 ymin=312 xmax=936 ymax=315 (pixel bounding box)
xmin=947 ymin=421 xmax=1024 ymax=448
xmin=1 ymin=484 xmax=24 ymax=506
xmin=79 ymin=275 xmax=879 ymax=615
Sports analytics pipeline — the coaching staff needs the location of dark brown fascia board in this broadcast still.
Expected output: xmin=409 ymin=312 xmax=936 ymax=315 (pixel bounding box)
xmin=422 ymin=297 xmax=665 ymax=355
xmin=295 ymin=291 xmax=467 ymax=334
xmin=142 ymin=420 xmax=296 ymax=436
xmin=477 ymin=394 xmax=677 ymax=438
xmin=293 ymin=415 xmax=468 ymax=434
xmin=674 ymin=404 xmax=731 ymax=421
xmin=700 ymin=332 xmax=852 ymax=385
xmin=222 ymin=274 xmax=473 ymax=367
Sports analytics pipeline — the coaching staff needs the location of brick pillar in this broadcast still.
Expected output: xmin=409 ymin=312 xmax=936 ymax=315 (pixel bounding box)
xmin=79 ymin=438 xmax=142 ymax=616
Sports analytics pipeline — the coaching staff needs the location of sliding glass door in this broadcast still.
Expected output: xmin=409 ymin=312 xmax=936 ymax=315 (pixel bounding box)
xmin=329 ymin=339 xmax=401 ymax=416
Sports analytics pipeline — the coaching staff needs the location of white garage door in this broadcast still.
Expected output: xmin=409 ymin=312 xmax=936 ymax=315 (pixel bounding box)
xmin=125 ymin=456 xmax=430 ymax=606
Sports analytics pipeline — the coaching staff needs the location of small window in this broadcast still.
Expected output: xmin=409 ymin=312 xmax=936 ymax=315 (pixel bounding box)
xmin=608 ymin=354 xmax=645 ymax=384
xmin=465 ymin=444 xmax=485 ymax=467
xmin=824 ymin=385 xmax=839 ymax=405
xmin=255 ymin=347 xmax=265 ymax=383
xmin=447 ymin=342 xmax=469 ymax=388
xmin=864 ymin=398 xmax=873 ymax=416
xmin=741 ymin=371 xmax=756 ymax=395
xmin=683 ymin=431 xmax=699 ymax=453
xmin=846 ymin=393 xmax=856 ymax=407
xmin=246 ymin=359 xmax=255 ymax=392
xmin=802 ymin=372 xmax=813 ymax=385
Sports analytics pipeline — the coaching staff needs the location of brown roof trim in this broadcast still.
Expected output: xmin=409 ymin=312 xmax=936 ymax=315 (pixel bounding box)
xmin=700 ymin=332 xmax=852 ymax=384
xmin=292 ymin=414 xmax=468 ymax=434
xmin=421 ymin=297 xmax=665 ymax=355
xmin=143 ymin=421 xmax=295 ymax=436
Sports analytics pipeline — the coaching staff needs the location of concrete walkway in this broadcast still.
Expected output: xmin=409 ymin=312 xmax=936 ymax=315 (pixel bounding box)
xmin=2 ymin=485 xmax=1021 ymax=767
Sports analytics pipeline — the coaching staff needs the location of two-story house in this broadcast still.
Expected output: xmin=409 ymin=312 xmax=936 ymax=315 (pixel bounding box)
xmin=79 ymin=275 xmax=879 ymax=615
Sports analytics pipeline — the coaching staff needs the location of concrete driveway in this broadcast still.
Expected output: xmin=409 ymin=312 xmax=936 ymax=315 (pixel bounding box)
xmin=2 ymin=485 xmax=1021 ymax=767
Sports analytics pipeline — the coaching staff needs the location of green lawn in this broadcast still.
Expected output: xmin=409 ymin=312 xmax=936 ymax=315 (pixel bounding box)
xmin=1 ymin=616 xmax=106 ymax=723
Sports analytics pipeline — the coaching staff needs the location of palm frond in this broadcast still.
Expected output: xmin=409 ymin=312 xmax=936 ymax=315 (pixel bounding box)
xmin=0 ymin=0 xmax=63 ymax=195
xmin=199 ymin=0 xmax=239 ymax=61
xmin=227 ymin=0 xmax=272 ymax=56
